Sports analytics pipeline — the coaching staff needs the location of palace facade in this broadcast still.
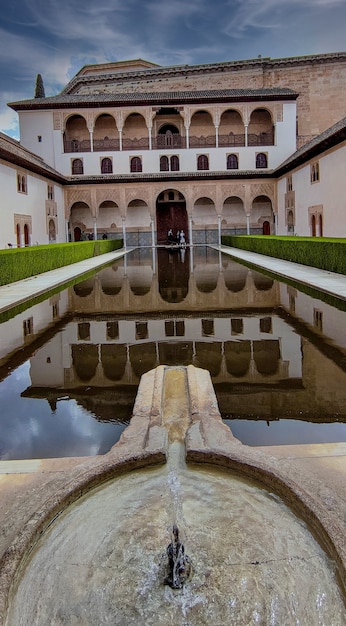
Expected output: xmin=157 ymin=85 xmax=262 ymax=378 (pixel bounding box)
xmin=1 ymin=52 xmax=346 ymax=248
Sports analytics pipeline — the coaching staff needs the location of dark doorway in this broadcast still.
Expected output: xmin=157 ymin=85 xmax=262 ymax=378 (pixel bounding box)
xmin=74 ymin=226 xmax=82 ymax=241
xmin=156 ymin=190 xmax=187 ymax=244
xmin=262 ymin=220 xmax=270 ymax=235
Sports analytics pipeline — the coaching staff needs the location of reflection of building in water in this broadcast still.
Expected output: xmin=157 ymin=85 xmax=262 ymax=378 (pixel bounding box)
xmin=2 ymin=251 xmax=346 ymax=423
xmin=70 ymin=250 xmax=278 ymax=313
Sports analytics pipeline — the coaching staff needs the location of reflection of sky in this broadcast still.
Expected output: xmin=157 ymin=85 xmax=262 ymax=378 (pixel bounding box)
xmin=225 ymin=419 xmax=346 ymax=447
xmin=0 ymin=362 xmax=126 ymax=460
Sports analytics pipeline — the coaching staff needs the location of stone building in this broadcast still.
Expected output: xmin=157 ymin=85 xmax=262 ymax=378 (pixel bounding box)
xmin=2 ymin=51 xmax=346 ymax=247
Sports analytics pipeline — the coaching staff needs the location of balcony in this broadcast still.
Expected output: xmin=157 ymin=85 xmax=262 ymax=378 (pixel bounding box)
xmin=63 ymin=139 xmax=91 ymax=153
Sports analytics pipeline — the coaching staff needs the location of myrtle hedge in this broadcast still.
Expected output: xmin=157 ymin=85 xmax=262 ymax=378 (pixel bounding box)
xmin=0 ymin=239 xmax=123 ymax=286
xmin=221 ymin=235 xmax=346 ymax=275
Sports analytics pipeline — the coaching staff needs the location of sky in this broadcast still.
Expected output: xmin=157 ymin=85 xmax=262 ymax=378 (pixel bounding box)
xmin=1 ymin=0 xmax=346 ymax=138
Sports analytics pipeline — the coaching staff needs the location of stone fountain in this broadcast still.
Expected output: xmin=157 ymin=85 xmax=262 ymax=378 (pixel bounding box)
xmin=0 ymin=365 xmax=345 ymax=624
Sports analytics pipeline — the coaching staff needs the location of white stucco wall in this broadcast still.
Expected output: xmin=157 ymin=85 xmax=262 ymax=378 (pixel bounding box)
xmin=0 ymin=158 xmax=66 ymax=249
xmin=277 ymin=142 xmax=346 ymax=237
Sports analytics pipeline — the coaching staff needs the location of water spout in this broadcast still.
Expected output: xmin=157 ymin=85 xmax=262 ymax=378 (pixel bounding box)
xmin=164 ymin=524 xmax=191 ymax=589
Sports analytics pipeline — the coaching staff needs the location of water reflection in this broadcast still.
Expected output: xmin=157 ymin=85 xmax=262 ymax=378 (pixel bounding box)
xmin=0 ymin=246 xmax=346 ymax=459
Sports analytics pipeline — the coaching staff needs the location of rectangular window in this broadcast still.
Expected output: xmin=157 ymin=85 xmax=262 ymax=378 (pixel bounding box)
xmin=286 ymin=175 xmax=293 ymax=192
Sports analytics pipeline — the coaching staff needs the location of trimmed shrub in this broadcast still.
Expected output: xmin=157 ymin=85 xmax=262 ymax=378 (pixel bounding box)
xmin=221 ymin=235 xmax=346 ymax=275
xmin=0 ymin=239 xmax=123 ymax=286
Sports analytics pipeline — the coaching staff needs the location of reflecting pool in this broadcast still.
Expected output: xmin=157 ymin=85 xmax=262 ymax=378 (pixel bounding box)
xmin=0 ymin=246 xmax=346 ymax=459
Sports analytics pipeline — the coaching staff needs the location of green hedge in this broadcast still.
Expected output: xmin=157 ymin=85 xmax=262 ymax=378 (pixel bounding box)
xmin=221 ymin=235 xmax=346 ymax=275
xmin=0 ymin=239 xmax=123 ymax=286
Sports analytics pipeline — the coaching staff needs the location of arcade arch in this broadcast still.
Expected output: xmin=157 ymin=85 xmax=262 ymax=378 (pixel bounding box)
xmin=251 ymin=195 xmax=274 ymax=235
xmin=69 ymin=201 xmax=92 ymax=241
xmin=156 ymin=189 xmax=187 ymax=244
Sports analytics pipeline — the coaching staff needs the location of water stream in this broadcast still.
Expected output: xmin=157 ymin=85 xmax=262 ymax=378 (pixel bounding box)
xmin=6 ymin=443 xmax=345 ymax=625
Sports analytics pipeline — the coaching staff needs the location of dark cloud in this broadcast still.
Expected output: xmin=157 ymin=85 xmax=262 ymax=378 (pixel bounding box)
xmin=1 ymin=0 xmax=346 ymax=135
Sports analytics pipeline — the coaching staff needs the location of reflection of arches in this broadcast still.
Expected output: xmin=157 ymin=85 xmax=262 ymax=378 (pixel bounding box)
xmin=99 ymin=266 xmax=123 ymax=295
xmin=157 ymin=248 xmax=189 ymax=303
xmin=252 ymin=271 xmax=274 ymax=291
xmin=129 ymin=343 xmax=157 ymax=378
xmin=224 ymin=261 xmax=248 ymax=292
xmin=253 ymin=340 xmax=280 ymax=375
xmin=158 ymin=342 xmax=193 ymax=365
xmin=195 ymin=265 xmax=218 ymax=293
xmin=195 ymin=343 xmax=222 ymax=377
xmin=72 ymin=344 xmax=99 ymax=381
xmin=156 ymin=189 xmax=187 ymax=244
xmin=73 ymin=277 xmax=95 ymax=296
xmin=225 ymin=341 xmax=251 ymax=377
xmin=101 ymin=344 xmax=127 ymax=381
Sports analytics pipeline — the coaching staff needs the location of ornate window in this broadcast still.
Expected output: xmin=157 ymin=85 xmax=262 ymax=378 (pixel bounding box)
xmin=227 ymin=154 xmax=239 ymax=169
xmin=256 ymin=153 xmax=268 ymax=169
xmin=160 ymin=156 xmax=169 ymax=171
xmin=17 ymin=173 xmax=27 ymax=193
xmin=130 ymin=156 xmax=142 ymax=172
xmin=197 ymin=154 xmax=209 ymax=170
xmin=171 ymin=155 xmax=180 ymax=171
xmin=101 ymin=157 xmax=113 ymax=174
xmin=310 ymin=162 xmax=320 ymax=183
xmin=72 ymin=158 xmax=84 ymax=175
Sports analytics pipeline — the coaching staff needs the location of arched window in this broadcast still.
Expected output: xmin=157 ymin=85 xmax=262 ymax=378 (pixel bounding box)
xmin=101 ymin=157 xmax=113 ymax=174
xmin=256 ymin=153 xmax=267 ymax=169
xmin=160 ymin=156 xmax=169 ymax=171
xmin=72 ymin=158 xmax=84 ymax=175
xmin=171 ymin=155 xmax=180 ymax=171
xmin=130 ymin=156 xmax=142 ymax=172
xmin=197 ymin=154 xmax=209 ymax=170
xmin=227 ymin=154 xmax=238 ymax=169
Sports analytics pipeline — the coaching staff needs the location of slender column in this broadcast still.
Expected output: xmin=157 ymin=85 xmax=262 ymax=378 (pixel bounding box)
xmin=151 ymin=218 xmax=155 ymax=247
xmin=244 ymin=125 xmax=248 ymax=147
xmin=215 ymin=125 xmax=219 ymax=148
xmin=148 ymin=125 xmax=152 ymax=150
xmin=122 ymin=218 xmax=127 ymax=248
xmin=93 ymin=218 xmax=97 ymax=241
xmin=119 ymin=130 xmax=123 ymax=151
xmin=246 ymin=214 xmax=250 ymax=235
xmin=185 ymin=125 xmax=190 ymax=149
xmin=217 ymin=215 xmax=222 ymax=246
xmin=90 ymin=130 xmax=94 ymax=152
xmin=189 ymin=216 xmax=193 ymax=247
xmin=65 ymin=220 xmax=69 ymax=242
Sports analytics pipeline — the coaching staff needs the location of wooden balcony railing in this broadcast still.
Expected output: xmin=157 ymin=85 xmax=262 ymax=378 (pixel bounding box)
xmin=189 ymin=135 xmax=216 ymax=148
xmin=93 ymin=138 xmax=120 ymax=151
xmin=152 ymin=135 xmax=186 ymax=149
xmin=122 ymin=137 xmax=150 ymax=151
xmin=218 ymin=133 xmax=245 ymax=147
xmin=248 ymin=132 xmax=274 ymax=146
xmin=63 ymin=139 xmax=91 ymax=153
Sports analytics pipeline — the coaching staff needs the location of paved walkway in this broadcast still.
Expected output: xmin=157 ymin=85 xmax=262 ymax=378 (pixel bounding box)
xmin=213 ymin=244 xmax=346 ymax=301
